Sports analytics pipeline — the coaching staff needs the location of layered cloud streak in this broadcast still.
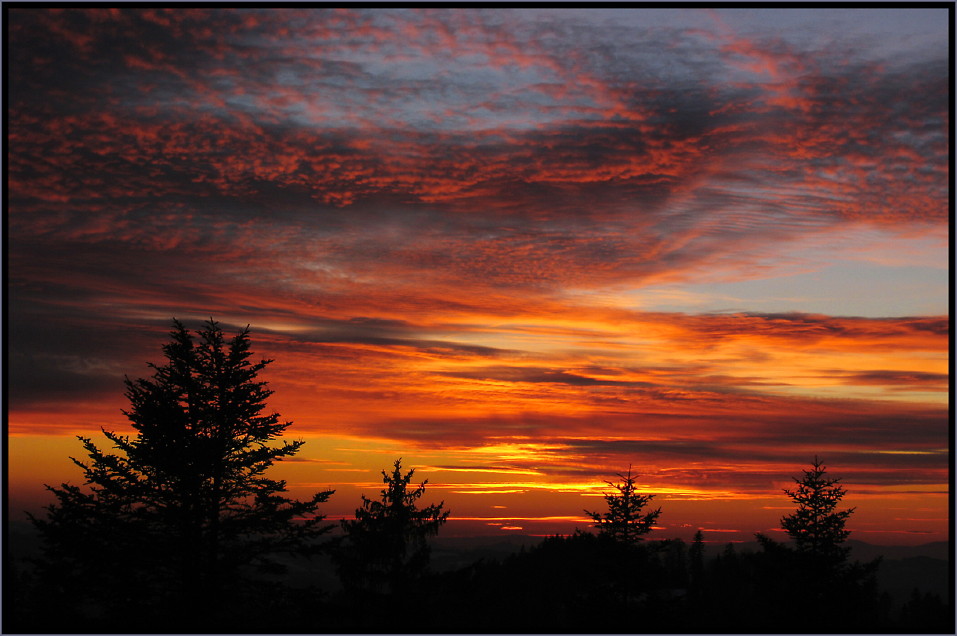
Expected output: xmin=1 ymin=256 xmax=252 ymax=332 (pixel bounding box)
xmin=7 ymin=8 xmax=949 ymax=531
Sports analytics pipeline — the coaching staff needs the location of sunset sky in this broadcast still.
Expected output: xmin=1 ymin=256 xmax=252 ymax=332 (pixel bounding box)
xmin=7 ymin=7 xmax=950 ymax=545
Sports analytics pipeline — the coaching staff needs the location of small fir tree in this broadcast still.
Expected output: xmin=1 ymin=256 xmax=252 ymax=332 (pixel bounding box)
xmin=29 ymin=319 xmax=334 ymax=627
xmin=780 ymin=456 xmax=855 ymax=562
xmin=585 ymin=466 xmax=661 ymax=543
xmin=335 ymin=458 xmax=449 ymax=595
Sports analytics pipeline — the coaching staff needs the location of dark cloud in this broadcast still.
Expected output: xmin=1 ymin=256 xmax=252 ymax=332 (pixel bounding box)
xmin=438 ymin=366 xmax=655 ymax=387
xmin=661 ymin=312 xmax=949 ymax=349
xmin=835 ymin=370 xmax=949 ymax=388
xmin=255 ymin=318 xmax=517 ymax=359
xmin=333 ymin=408 xmax=948 ymax=492
xmin=427 ymin=465 xmax=543 ymax=474
xmin=350 ymin=394 xmax=948 ymax=454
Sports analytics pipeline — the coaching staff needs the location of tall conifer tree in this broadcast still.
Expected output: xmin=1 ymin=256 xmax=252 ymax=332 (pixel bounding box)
xmin=780 ymin=456 xmax=854 ymax=562
xmin=30 ymin=319 xmax=334 ymax=626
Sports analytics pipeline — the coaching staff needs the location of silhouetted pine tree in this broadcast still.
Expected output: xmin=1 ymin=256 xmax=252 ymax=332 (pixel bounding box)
xmin=334 ymin=459 xmax=449 ymax=598
xmin=585 ymin=466 xmax=661 ymax=543
xmin=747 ymin=458 xmax=883 ymax=632
xmin=781 ymin=456 xmax=854 ymax=563
xmin=28 ymin=319 xmax=334 ymax=630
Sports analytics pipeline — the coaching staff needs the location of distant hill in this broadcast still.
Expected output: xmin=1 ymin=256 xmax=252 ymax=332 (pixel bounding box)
xmin=845 ymin=538 xmax=949 ymax=562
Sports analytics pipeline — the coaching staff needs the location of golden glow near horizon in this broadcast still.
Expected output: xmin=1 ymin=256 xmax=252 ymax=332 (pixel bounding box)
xmin=9 ymin=428 xmax=949 ymax=544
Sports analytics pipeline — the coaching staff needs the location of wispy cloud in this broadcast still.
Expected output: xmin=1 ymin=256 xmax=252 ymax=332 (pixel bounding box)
xmin=7 ymin=8 xmax=949 ymax=534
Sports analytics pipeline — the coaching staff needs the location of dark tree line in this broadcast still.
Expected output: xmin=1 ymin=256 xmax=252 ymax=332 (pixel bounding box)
xmin=5 ymin=320 xmax=952 ymax=634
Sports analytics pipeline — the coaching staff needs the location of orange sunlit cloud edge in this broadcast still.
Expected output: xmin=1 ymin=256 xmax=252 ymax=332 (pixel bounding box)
xmin=7 ymin=8 xmax=950 ymax=544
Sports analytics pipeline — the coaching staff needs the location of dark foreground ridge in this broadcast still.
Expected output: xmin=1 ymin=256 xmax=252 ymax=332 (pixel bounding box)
xmin=6 ymin=523 xmax=953 ymax=634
